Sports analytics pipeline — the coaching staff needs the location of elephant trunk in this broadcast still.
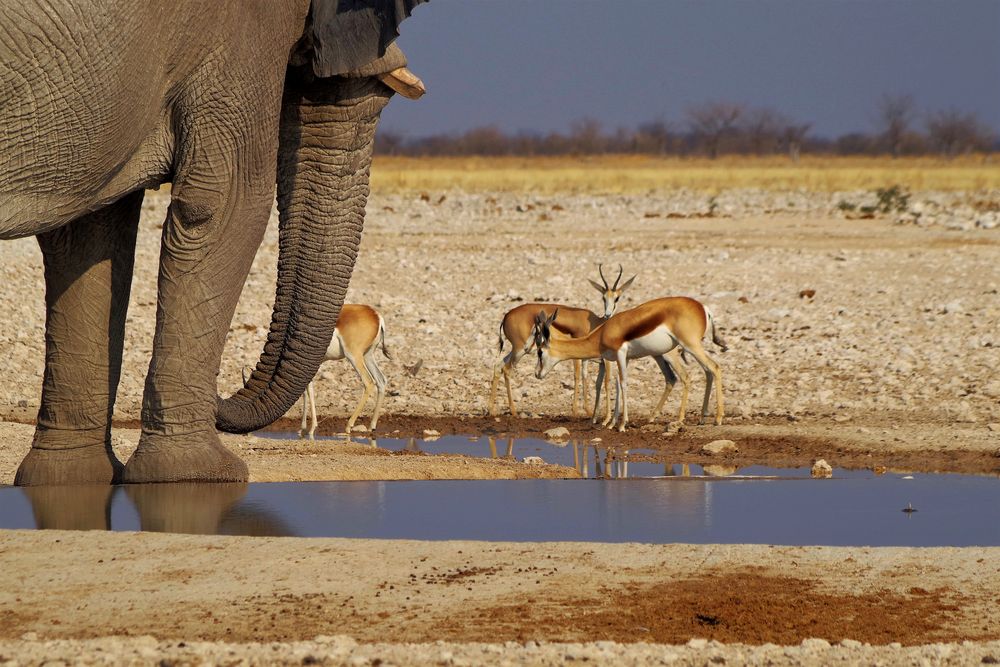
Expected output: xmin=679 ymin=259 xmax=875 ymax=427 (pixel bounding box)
xmin=216 ymin=74 xmax=391 ymax=433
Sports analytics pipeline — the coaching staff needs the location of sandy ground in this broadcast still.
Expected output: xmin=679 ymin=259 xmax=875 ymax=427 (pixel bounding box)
xmin=1 ymin=531 xmax=999 ymax=664
xmin=1 ymin=188 xmax=999 ymax=663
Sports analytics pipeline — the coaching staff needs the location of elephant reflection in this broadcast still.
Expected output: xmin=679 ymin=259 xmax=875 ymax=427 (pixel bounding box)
xmin=21 ymin=485 xmax=116 ymax=531
xmin=21 ymin=484 xmax=295 ymax=536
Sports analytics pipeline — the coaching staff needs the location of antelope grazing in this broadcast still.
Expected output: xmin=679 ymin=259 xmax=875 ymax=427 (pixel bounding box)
xmin=489 ymin=265 xmax=634 ymax=418
xmin=533 ymin=296 xmax=727 ymax=431
xmin=299 ymin=304 xmax=391 ymax=438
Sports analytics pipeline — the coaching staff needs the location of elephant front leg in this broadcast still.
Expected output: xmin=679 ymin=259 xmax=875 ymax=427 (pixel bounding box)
xmin=15 ymin=192 xmax=142 ymax=486
xmin=122 ymin=181 xmax=271 ymax=483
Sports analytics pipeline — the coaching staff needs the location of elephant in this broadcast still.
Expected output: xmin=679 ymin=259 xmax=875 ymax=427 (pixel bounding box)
xmin=0 ymin=0 xmax=427 ymax=485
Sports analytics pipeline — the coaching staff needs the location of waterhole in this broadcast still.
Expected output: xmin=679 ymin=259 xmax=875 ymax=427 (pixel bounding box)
xmin=1 ymin=435 xmax=998 ymax=546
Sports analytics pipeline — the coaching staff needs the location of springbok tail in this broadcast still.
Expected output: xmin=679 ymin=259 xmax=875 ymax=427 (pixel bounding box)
xmin=705 ymin=306 xmax=729 ymax=352
xmin=377 ymin=316 xmax=392 ymax=360
xmin=497 ymin=319 xmax=505 ymax=353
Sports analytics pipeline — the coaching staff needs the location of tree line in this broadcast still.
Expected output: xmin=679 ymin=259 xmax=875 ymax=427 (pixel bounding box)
xmin=376 ymin=95 xmax=997 ymax=159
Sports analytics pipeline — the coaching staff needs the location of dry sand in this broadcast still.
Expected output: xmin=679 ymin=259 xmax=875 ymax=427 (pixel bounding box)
xmin=1 ymin=188 xmax=999 ymax=663
xmin=1 ymin=531 xmax=999 ymax=664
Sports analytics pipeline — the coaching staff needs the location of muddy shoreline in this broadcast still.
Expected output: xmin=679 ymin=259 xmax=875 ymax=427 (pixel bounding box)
xmin=2 ymin=411 xmax=997 ymax=477
xmin=257 ymin=413 xmax=1000 ymax=476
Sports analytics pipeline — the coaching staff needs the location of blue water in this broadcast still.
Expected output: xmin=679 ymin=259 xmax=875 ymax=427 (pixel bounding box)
xmin=2 ymin=470 xmax=999 ymax=546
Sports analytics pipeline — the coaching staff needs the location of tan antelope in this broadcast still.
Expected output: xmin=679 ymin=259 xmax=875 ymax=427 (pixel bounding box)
xmin=299 ymin=304 xmax=391 ymax=438
xmin=533 ymin=296 xmax=727 ymax=431
xmin=489 ymin=265 xmax=635 ymax=418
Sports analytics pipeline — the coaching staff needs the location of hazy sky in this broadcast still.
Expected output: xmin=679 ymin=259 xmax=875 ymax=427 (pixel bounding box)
xmin=381 ymin=0 xmax=1000 ymax=139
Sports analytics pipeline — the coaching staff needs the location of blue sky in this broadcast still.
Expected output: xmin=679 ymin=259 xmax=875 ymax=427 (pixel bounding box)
xmin=381 ymin=0 xmax=1000 ymax=139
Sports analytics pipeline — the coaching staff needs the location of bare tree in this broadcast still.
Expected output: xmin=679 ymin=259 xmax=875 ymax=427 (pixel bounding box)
xmin=568 ymin=118 xmax=606 ymax=154
xmin=686 ymin=101 xmax=744 ymax=158
xmin=926 ymin=109 xmax=993 ymax=157
xmin=742 ymin=108 xmax=785 ymax=155
xmin=635 ymin=119 xmax=673 ymax=154
xmin=878 ymin=94 xmax=915 ymax=158
xmin=780 ymin=122 xmax=812 ymax=163
xmin=375 ymin=129 xmax=405 ymax=155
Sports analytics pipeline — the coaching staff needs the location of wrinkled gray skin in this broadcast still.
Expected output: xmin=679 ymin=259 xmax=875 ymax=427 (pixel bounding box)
xmin=0 ymin=0 xmax=425 ymax=484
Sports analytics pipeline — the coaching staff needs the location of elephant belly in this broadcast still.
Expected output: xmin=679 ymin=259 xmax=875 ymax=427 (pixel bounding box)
xmin=0 ymin=4 xmax=177 ymax=238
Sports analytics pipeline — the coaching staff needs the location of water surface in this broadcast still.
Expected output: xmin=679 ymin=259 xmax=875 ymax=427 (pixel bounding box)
xmin=2 ymin=465 xmax=998 ymax=546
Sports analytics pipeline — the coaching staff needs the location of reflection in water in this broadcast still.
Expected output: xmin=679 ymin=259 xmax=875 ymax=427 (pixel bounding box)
xmin=703 ymin=464 xmax=739 ymax=477
xmin=5 ymin=469 xmax=999 ymax=546
xmin=19 ymin=483 xmax=296 ymax=535
xmin=568 ymin=441 xmax=701 ymax=480
xmin=486 ymin=436 xmax=515 ymax=460
xmin=126 ymin=483 xmax=296 ymax=536
xmin=126 ymin=483 xmax=249 ymax=534
xmin=22 ymin=485 xmax=116 ymax=531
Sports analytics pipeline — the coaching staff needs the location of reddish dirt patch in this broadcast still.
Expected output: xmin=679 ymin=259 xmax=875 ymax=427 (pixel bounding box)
xmin=438 ymin=571 xmax=983 ymax=646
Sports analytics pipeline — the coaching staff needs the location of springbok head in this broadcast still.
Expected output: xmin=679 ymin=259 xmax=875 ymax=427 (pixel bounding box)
xmin=533 ymin=309 xmax=560 ymax=379
xmin=588 ymin=264 xmax=636 ymax=319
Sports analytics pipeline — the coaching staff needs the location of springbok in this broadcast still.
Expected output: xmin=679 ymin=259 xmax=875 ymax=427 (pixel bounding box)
xmin=299 ymin=304 xmax=391 ymax=438
xmin=488 ymin=265 xmax=634 ymax=418
xmin=533 ymin=296 xmax=727 ymax=431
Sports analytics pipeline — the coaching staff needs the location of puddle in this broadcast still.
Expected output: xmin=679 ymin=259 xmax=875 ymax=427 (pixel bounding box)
xmin=2 ymin=473 xmax=999 ymax=547
xmin=3 ymin=436 xmax=997 ymax=546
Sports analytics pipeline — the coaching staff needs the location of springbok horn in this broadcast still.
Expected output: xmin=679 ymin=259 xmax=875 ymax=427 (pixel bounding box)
xmin=598 ymin=263 xmax=608 ymax=289
xmin=378 ymin=67 xmax=426 ymax=100
xmin=613 ymin=264 xmax=623 ymax=290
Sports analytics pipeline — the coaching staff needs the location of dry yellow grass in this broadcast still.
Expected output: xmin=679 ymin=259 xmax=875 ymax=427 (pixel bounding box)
xmin=370 ymin=155 xmax=1000 ymax=193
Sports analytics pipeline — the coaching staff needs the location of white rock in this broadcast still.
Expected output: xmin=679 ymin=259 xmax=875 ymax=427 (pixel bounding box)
xmin=701 ymin=439 xmax=738 ymax=455
xmin=543 ymin=426 xmax=570 ymax=441
xmin=839 ymin=639 xmax=863 ymax=648
xmin=702 ymin=464 xmax=738 ymax=477
xmin=522 ymin=456 xmax=545 ymax=465
xmin=801 ymin=638 xmax=831 ymax=649
xmin=811 ymin=459 xmax=833 ymax=478
xmin=686 ymin=638 xmax=709 ymax=649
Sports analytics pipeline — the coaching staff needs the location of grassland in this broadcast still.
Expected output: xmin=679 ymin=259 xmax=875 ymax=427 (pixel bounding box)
xmin=370 ymin=154 xmax=1000 ymax=193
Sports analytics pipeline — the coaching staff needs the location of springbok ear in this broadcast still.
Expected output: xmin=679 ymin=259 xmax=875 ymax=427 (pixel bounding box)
xmin=587 ymin=279 xmax=606 ymax=293
xmin=619 ymin=275 xmax=637 ymax=292
xmin=309 ymin=0 xmax=427 ymax=78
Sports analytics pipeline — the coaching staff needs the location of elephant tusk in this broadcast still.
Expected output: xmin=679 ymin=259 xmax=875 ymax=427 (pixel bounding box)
xmin=378 ymin=67 xmax=426 ymax=100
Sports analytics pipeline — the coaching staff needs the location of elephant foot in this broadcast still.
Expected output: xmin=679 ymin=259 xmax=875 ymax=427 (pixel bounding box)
xmin=14 ymin=443 xmax=123 ymax=486
xmin=122 ymin=430 xmax=248 ymax=483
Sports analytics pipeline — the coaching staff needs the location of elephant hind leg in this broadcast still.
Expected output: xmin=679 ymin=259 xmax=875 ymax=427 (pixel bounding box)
xmin=15 ymin=191 xmax=143 ymax=486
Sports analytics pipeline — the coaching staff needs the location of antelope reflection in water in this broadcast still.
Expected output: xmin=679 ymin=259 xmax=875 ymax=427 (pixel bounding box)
xmin=486 ymin=435 xmax=515 ymax=459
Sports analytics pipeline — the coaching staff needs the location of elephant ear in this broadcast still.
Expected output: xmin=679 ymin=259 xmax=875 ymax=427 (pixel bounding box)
xmin=310 ymin=0 xmax=427 ymax=78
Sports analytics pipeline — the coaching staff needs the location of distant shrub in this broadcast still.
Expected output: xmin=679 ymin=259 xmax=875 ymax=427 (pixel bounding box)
xmin=875 ymin=185 xmax=910 ymax=213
